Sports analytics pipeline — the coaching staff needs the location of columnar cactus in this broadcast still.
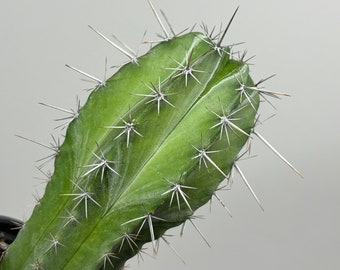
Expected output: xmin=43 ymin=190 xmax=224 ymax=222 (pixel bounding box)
xmin=0 ymin=1 xmax=301 ymax=269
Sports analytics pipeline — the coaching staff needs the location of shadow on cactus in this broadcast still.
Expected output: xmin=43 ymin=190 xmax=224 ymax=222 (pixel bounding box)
xmin=0 ymin=1 xmax=302 ymax=269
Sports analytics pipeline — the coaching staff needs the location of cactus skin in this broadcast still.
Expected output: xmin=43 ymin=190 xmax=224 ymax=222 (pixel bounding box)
xmin=0 ymin=28 xmax=260 ymax=269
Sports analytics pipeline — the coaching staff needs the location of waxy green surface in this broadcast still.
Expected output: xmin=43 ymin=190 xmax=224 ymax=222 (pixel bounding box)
xmin=1 ymin=32 xmax=259 ymax=270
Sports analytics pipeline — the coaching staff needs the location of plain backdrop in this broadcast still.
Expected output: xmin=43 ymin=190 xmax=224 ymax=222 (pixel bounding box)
xmin=1 ymin=0 xmax=339 ymax=269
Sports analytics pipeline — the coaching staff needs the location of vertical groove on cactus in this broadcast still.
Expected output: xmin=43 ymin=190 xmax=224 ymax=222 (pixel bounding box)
xmin=0 ymin=1 xmax=301 ymax=269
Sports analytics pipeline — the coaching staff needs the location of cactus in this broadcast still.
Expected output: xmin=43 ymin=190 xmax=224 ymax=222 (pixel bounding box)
xmin=0 ymin=1 xmax=301 ymax=269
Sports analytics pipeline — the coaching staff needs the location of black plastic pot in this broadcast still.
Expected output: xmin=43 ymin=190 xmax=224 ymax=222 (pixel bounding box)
xmin=0 ymin=215 xmax=23 ymax=256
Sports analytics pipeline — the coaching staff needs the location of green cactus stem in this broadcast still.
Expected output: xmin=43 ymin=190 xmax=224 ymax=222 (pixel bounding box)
xmin=0 ymin=2 xmax=301 ymax=270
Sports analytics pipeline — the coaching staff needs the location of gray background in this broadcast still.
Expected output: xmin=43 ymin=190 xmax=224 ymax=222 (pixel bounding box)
xmin=1 ymin=0 xmax=339 ymax=269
